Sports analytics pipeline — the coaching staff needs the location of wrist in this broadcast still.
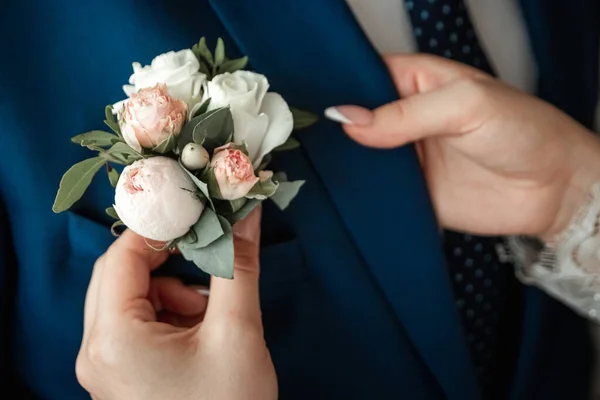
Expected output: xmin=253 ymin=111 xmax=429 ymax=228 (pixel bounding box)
xmin=540 ymin=129 xmax=600 ymax=242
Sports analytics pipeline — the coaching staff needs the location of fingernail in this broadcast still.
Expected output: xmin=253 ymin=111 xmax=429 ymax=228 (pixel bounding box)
xmin=189 ymin=285 xmax=210 ymax=296
xmin=324 ymin=106 xmax=373 ymax=126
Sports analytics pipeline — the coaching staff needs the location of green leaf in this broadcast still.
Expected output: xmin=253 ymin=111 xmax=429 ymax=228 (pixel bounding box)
xmin=107 ymin=142 xmax=142 ymax=164
xmin=177 ymin=207 xmax=223 ymax=250
xmin=231 ymin=198 xmax=261 ymax=223
xmin=246 ymin=175 xmax=279 ymax=199
xmin=104 ymin=105 xmax=122 ymax=137
xmin=291 ymin=107 xmax=319 ymax=130
xmin=105 ymin=206 xmax=119 ymax=220
xmin=111 ymin=220 xmax=125 ymax=237
xmin=273 ymin=136 xmax=300 ymax=152
xmin=270 ymin=180 xmax=305 ymax=210
xmin=152 ymin=134 xmax=177 ymax=154
xmin=214 ymin=38 xmax=225 ymax=67
xmin=199 ymin=62 xmax=211 ymax=77
xmin=192 ymin=37 xmax=214 ymax=65
xmin=178 ymin=107 xmax=234 ymax=153
xmin=72 ymin=130 xmax=120 ymax=147
xmin=52 ymin=157 xmax=106 ymax=213
xmin=178 ymin=216 xmax=234 ymax=279
xmin=179 ymin=160 xmax=215 ymax=210
xmin=202 ymin=168 xmax=224 ymax=200
xmin=218 ymin=56 xmax=249 ymax=74
xmin=107 ymin=166 xmax=119 ymax=187
xmin=190 ymin=98 xmax=211 ymax=119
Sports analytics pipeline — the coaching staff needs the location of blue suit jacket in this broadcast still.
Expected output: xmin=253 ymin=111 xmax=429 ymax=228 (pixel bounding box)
xmin=0 ymin=1 xmax=598 ymax=399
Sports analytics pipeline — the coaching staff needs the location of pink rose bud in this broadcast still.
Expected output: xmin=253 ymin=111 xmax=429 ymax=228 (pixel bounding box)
xmin=211 ymin=144 xmax=259 ymax=200
xmin=114 ymin=157 xmax=204 ymax=241
xmin=120 ymin=83 xmax=187 ymax=152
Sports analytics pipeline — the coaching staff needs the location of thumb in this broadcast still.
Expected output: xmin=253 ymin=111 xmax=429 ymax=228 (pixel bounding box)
xmin=325 ymin=79 xmax=480 ymax=149
xmin=203 ymin=205 xmax=263 ymax=327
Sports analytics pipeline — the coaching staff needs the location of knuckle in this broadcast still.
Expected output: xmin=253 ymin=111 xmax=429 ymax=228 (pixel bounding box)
xmin=75 ymin=353 xmax=93 ymax=389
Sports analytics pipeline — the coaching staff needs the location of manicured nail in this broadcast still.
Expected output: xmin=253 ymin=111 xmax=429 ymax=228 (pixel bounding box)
xmin=189 ymin=285 xmax=210 ymax=296
xmin=324 ymin=106 xmax=373 ymax=126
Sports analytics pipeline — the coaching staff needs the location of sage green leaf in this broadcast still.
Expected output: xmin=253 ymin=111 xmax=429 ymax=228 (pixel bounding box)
xmin=104 ymin=105 xmax=122 ymax=137
xmin=231 ymin=198 xmax=261 ymax=223
xmin=72 ymin=130 xmax=120 ymax=147
xmin=214 ymin=38 xmax=225 ymax=67
xmin=273 ymin=172 xmax=288 ymax=182
xmin=273 ymin=136 xmax=300 ymax=152
xmin=178 ymin=107 xmax=233 ymax=152
xmin=111 ymin=220 xmax=125 ymax=237
xmin=191 ymin=98 xmax=211 ymax=119
xmin=202 ymin=167 xmax=224 ymax=200
xmin=218 ymin=56 xmax=249 ymax=74
xmin=291 ymin=107 xmax=319 ymax=130
xmin=52 ymin=157 xmax=106 ymax=213
xmin=107 ymin=142 xmax=142 ymax=164
xmin=179 ymin=160 xmax=215 ymax=210
xmin=270 ymin=180 xmax=305 ymax=210
xmin=192 ymin=37 xmax=214 ymax=65
xmin=107 ymin=167 xmax=119 ymax=187
xmin=152 ymin=134 xmax=177 ymax=154
xmin=246 ymin=176 xmax=279 ymax=199
xmin=105 ymin=206 xmax=119 ymax=220
xmin=177 ymin=207 xmax=223 ymax=250
xmin=178 ymin=216 xmax=234 ymax=279
xmin=199 ymin=61 xmax=211 ymax=77
xmin=257 ymin=153 xmax=272 ymax=171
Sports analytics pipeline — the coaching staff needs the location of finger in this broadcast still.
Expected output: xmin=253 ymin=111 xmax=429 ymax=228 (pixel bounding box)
xmin=148 ymin=277 xmax=209 ymax=317
xmin=382 ymin=53 xmax=487 ymax=96
xmin=332 ymin=79 xmax=485 ymax=148
xmin=204 ymin=206 xmax=262 ymax=327
xmin=96 ymin=229 xmax=169 ymax=322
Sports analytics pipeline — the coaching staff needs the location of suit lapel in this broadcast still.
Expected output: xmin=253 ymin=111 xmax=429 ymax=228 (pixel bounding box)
xmin=518 ymin=0 xmax=599 ymax=129
xmin=210 ymin=1 xmax=479 ymax=398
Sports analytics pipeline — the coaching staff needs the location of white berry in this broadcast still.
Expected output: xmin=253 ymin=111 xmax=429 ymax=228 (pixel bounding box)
xmin=181 ymin=143 xmax=210 ymax=170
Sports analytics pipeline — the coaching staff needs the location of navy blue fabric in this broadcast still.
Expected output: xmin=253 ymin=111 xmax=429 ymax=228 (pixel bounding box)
xmin=0 ymin=0 xmax=597 ymax=399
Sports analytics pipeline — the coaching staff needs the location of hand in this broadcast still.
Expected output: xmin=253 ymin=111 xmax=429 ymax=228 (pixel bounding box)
xmin=328 ymin=54 xmax=600 ymax=240
xmin=75 ymin=207 xmax=277 ymax=400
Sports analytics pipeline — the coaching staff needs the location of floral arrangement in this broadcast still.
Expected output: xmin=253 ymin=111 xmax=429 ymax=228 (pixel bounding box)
xmin=52 ymin=38 xmax=317 ymax=278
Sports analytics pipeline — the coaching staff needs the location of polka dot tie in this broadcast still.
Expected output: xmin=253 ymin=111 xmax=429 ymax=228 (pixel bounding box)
xmin=405 ymin=0 xmax=518 ymax=393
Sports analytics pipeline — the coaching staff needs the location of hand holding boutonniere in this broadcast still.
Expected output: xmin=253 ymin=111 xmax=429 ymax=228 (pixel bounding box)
xmin=53 ymin=38 xmax=317 ymax=278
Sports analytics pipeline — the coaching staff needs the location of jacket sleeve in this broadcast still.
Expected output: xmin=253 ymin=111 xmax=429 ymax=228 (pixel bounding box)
xmin=0 ymin=199 xmax=18 ymax=392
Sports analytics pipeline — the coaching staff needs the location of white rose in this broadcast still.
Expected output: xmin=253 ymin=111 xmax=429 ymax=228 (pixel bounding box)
xmin=115 ymin=49 xmax=206 ymax=110
xmin=114 ymin=157 xmax=204 ymax=241
xmin=201 ymin=71 xmax=294 ymax=168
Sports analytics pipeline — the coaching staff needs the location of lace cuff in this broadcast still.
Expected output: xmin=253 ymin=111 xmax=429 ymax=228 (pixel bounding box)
xmin=506 ymin=182 xmax=600 ymax=321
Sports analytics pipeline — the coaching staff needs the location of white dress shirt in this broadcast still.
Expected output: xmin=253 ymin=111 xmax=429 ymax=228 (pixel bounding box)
xmin=345 ymin=0 xmax=600 ymax=396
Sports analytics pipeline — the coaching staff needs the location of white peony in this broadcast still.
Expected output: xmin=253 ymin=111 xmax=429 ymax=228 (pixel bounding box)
xmin=201 ymin=71 xmax=294 ymax=168
xmin=114 ymin=157 xmax=204 ymax=241
xmin=115 ymin=49 xmax=206 ymax=111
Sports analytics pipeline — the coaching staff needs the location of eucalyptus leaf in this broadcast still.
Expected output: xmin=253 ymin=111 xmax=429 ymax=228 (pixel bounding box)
xmin=152 ymin=134 xmax=177 ymax=154
xmin=218 ymin=56 xmax=249 ymax=74
xmin=104 ymin=105 xmax=122 ymax=137
xmin=178 ymin=107 xmax=233 ymax=153
xmin=192 ymin=37 xmax=214 ymax=65
xmin=246 ymin=176 xmax=279 ymax=199
xmin=179 ymin=160 xmax=215 ymax=210
xmin=231 ymin=198 xmax=261 ymax=223
xmin=52 ymin=157 xmax=106 ymax=213
xmin=72 ymin=130 xmax=120 ymax=147
xmin=111 ymin=220 xmax=125 ymax=237
xmin=178 ymin=216 xmax=234 ymax=279
xmin=107 ymin=167 xmax=119 ymax=187
xmin=273 ymin=136 xmax=300 ymax=152
xmin=105 ymin=206 xmax=119 ymax=220
xmin=270 ymin=180 xmax=305 ymax=210
xmin=191 ymin=98 xmax=211 ymax=119
xmin=202 ymin=168 xmax=224 ymax=200
xmin=214 ymin=38 xmax=225 ymax=67
xmin=291 ymin=107 xmax=319 ymax=130
xmin=107 ymin=142 xmax=142 ymax=164
xmin=177 ymin=207 xmax=223 ymax=250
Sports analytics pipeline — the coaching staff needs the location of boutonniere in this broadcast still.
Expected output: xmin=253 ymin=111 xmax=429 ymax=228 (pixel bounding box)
xmin=52 ymin=38 xmax=317 ymax=278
